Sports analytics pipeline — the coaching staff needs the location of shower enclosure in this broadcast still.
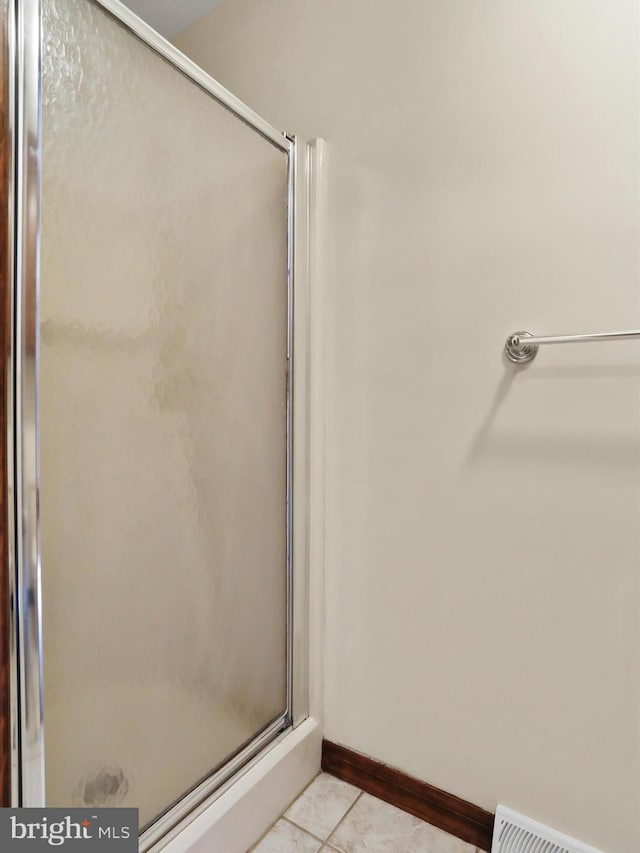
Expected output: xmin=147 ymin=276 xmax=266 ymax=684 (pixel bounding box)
xmin=1 ymin=0 xmax=313 ymax=846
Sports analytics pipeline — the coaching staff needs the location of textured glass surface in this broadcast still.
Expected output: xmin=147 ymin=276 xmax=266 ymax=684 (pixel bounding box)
xmin=40 ymin=0 xmax=288 ymax=827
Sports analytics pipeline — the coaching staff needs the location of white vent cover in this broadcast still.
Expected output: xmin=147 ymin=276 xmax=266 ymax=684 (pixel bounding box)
xmin=491 ymin=806 xmax=605 ymax=853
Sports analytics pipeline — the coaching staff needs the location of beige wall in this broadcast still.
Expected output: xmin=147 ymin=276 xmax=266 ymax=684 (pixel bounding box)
xmin=176 ymin=3 xmax=640 ymax=850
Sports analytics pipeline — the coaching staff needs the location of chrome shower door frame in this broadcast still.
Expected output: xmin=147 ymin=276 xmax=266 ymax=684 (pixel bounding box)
xmin=11 ymin=0 xmax=44 ymax=812
xmin=8 ymin=0 xmax=312 ymax=844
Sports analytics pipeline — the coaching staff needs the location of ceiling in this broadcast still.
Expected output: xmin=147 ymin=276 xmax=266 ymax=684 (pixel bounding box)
xmin=122 ymin=0 xmax=225 ymax=39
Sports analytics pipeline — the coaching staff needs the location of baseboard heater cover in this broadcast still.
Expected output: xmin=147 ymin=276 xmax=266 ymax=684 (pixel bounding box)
xmin=492 ymin=806 xmax=604 ymax=853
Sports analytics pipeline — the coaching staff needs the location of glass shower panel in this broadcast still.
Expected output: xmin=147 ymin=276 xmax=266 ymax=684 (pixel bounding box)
xmin=40 ymin=0 xmax=289 ymax=828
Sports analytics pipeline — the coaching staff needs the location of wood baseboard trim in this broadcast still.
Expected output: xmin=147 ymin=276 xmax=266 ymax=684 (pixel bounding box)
xmin=322 ymin=740 xmax=494 ymax=851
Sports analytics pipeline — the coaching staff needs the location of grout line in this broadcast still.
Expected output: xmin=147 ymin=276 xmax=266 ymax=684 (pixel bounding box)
xmin=324 ymin=790 xmax=364 ymax=849
xmin=248 ymin=771 xmax=323 ymax=851
xmin=253 ymin=773 xmax=367 ymax=851
xmin=284 ymin=775 xmax=364 ymax=848
xmin=247 ymin=818 xmax=280 ymax=852
xmin=280 ymin=770 xmax=323 ymax=823
xmin=260 ymin=770 xmax=481 ymax=852
xmin=282 ymin=816 xmax=326 ymax=844
xmin=249 ymin=816 xmax=323 ymax=851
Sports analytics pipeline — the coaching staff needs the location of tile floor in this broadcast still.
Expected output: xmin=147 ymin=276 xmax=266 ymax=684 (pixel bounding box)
xmin=250 ymin=773 xmax=484 ymax=852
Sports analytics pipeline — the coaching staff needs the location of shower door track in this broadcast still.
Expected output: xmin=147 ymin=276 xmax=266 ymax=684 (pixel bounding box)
xmin=139 ymin=713 xmax=291 ymax=849
xmin=6 ymin=0 xmax=303 ymax=845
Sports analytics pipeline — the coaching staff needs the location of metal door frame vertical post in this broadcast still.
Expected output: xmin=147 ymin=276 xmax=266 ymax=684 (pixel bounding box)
xmin=12 ymin=0 xmax=45 ymax=808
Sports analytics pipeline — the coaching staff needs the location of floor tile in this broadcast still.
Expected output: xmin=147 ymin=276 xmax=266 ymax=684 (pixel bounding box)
xmin=251 ymin=818 xmax=323 ymax=853
xmin=328 ymin=793 xmax=476 ymax=853
xmin=286 ymin=772 xmax=361 ymax=840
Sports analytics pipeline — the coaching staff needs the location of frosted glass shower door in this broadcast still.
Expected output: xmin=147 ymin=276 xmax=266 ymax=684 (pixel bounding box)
xmin=38 ymin=0 xmax=290 ymax=831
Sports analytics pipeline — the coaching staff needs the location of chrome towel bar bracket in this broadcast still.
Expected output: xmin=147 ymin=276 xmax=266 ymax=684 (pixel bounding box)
xmin=504 ymin=329 xmax=640 ymax=365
